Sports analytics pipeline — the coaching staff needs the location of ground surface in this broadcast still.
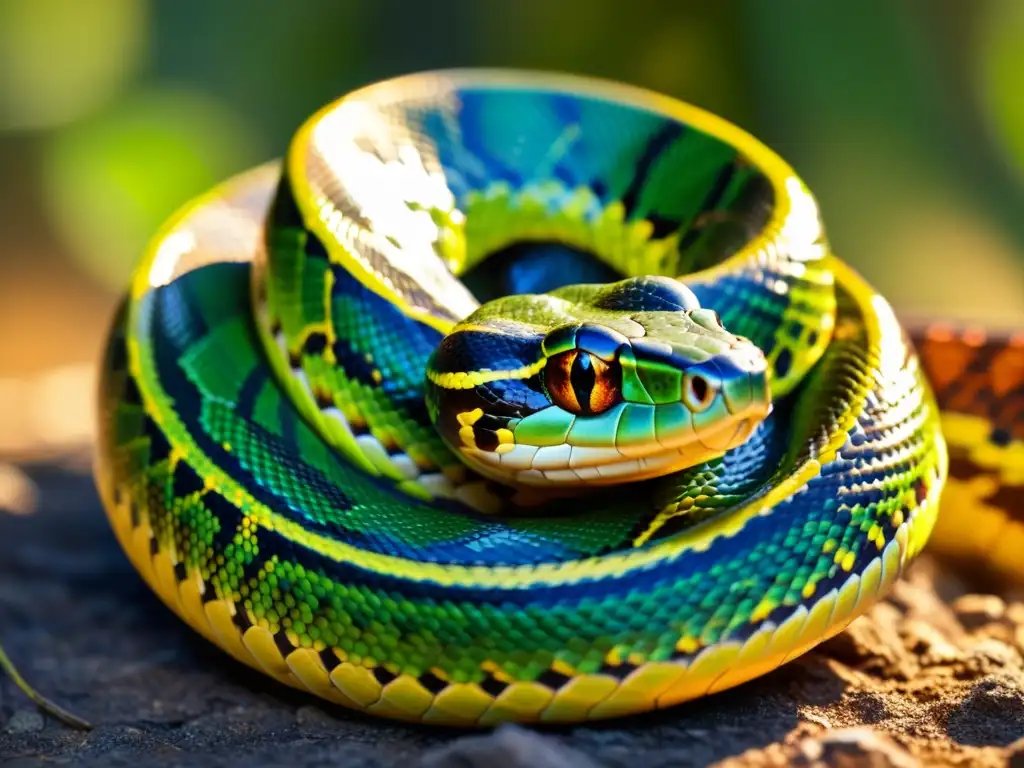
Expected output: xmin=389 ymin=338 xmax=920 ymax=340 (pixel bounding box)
xmin=1 ymin=461 xmax=1023 ymax=767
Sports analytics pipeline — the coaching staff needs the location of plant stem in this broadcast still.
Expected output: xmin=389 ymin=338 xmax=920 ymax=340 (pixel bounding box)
xmin=0 ymin=643 xmax=92 ymax=730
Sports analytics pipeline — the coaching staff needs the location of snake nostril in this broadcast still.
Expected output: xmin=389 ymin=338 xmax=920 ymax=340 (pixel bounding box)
xmin=683 ymin=372 xmax=716 ymax=412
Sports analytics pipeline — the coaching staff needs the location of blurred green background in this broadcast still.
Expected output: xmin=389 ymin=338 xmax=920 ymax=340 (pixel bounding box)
xmin=0 ymin=0 xmax=1021 ymax=462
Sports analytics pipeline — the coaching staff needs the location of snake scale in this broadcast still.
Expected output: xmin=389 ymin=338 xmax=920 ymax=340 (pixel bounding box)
xmin=8 ymin=70 xmax=1024 ymax=729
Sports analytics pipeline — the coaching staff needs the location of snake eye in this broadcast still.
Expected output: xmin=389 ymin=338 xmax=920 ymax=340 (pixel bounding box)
xmin=545 ymin=349 xmax=621 ymax=415
xmin=683 ymin=372 xmax=716 ymax=412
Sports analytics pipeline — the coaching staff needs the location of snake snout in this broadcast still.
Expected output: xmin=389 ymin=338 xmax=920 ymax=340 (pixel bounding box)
xmin=721 ymin=345 xmax=771 ymax=418
xmin=691 ymin=345 xmax=771 ymax=453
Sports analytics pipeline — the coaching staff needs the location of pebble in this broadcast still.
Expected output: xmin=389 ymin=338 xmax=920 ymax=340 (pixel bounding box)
xmin=794 ymin=728 xmax=920 ymax=768
xmin=419 ymin=724 xmax=601 ymax=768
xmin=295 ymin=705 xmax=336 ymax=729
xmin=903 ymin=619 xmax=961 ymax=665
xmin=5 ymin=709 xmax=44 ymax=733
xmin=953 ymin=594 xmax=1007 ymax=630
xmin=964 ymin=639 xmax=1022 ymax=674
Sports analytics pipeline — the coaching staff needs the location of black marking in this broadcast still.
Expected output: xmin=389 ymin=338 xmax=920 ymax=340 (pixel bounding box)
xmin=347 ymin=419 xmax=371 ymax=437
xmin=599 ymin=662 xmax=639 ymax=681
xmin=479 ymin=674 xmax=509 ymax=697
xmin=989 ymin=482 xmax=1024 ymax=520
xmin=299 ymin=216 xmax=330 ymax=261
xmin=232 ymin=606 xmax=253 ymax=632
xmin=474 ymin=427 xmax=501 ymax=453
xmin=120 ymin=372 xmax=144 ymax=409
xmin=199 ymin=583 xmax=219 ymax=604
xmin=148 ymin=536 xmax=159 ymax=556
xmin=274 ymin=631 xmax=295 ymax=659
xmin=129 ymin=501 xmax=141 ymax=528
xmin=648 ymin=215 xmax=681 ymax=240
xmin=173 ymin=561 xmax=187 ymax=582
xmin=236 ymin=367 xmax=269 ymax=421
xmin=204 ymin=490 xmax=247 ymax=553
xmin=429 ymin=373 xmax=551 ymax=455
xmin=476 ymin=413 xmax=509 ymax=433
xmin=269 ymin=175 xmax=305 ymax=231
xmin=303 ymin=332 xmax=329 ymax=357
xmin=418 ymin=671 xmax=448 ymax=695
xmin=172 ymin=460 xmax=206 ymax=498
xmin=774 ymin=348 xmax=793 ymax=379
xmin=536 ymin=668 xmax=572 ymax=691
xmin=330 ymin=338 xmax=383 ymax=387
xmin=947 ymin=451 xmax=1023 ymax=521
xmin=108 ymin=329 xmax=130 ymax=376
xmin=319 ymin=648 xmax=342 ymax=672
xmin=948 ymin=454 xmax=976 ymax=482
xmin=313 ymin=387 xmax=335 ymax=409
xmin=384 ymin=443 xmax=406 ymax=457
xmin=142 ymin=415 xmax=172 ymax=466
xmin=372 ymin=666 xmax=398 ymax=686
xmin=620 ymin=122 xmax=686 ymax=219
xmin=991 ymin=428 xmax=1012 ymax=447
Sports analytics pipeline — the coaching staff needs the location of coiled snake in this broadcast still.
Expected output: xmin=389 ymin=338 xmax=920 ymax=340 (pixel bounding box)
xmin=6 ymin=70 xmax=1023 ymax=729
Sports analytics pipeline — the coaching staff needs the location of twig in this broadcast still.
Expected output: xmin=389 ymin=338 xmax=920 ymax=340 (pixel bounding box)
xmin=0 ymin=643 xmax=92 ymax=730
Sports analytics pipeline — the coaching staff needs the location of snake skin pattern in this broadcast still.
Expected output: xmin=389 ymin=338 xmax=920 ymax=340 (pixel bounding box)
xmin=88 ymin=70 xmax=1020 ymax=727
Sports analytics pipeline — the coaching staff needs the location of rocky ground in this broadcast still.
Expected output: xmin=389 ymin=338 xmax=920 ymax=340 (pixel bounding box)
xmin=1 ymin=460 xmax=1023 ymax=767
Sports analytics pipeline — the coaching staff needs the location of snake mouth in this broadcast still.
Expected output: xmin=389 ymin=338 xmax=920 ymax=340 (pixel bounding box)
xmin=460 ymin=403 xmax=762 ymax=488
xmin=457 ymin=357 xmax=769 ymax=488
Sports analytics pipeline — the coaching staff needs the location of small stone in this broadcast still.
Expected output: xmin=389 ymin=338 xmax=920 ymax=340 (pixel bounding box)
xmin=794 ymin=727 xmax=920 ymax=768
xmin=822 ymin=603 xmax=916 ymax=679
xmin=5 ymin=709 xmax=45 ymax=733
xmin=1005 ymin=602 xmax=1024 ymax=626
xmin=824 ymin=606 xmax=900 ymax=667
xmin=419 ymin=724 xmax=601 ymax=768
xmin=802 ymin=710 xmax=832 ymax=729
xmin=888 ymin=574 xmax=965 ymax=642
xmin=959 ymin=639 xmax=1022 ymax=678
xmin=295 ymin=705 xmax=334 ymax=728
xmin=952 ymin=594 xmax=1006 ymax=631
xmin=902 ymin=619 xmax=961 ymax=666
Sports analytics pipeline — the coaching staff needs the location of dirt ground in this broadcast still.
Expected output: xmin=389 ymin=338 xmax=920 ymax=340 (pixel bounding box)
xmin=1 ymin=461 xmax=1023 ymax=767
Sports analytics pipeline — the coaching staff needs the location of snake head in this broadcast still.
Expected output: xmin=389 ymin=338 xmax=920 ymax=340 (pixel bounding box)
xmin=426 ymin=276 xmax=771 ymax=488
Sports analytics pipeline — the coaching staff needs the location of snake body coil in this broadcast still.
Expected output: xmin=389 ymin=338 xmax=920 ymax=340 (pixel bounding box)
xmin=90 ymin=70 xmax=1023 ymax=726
